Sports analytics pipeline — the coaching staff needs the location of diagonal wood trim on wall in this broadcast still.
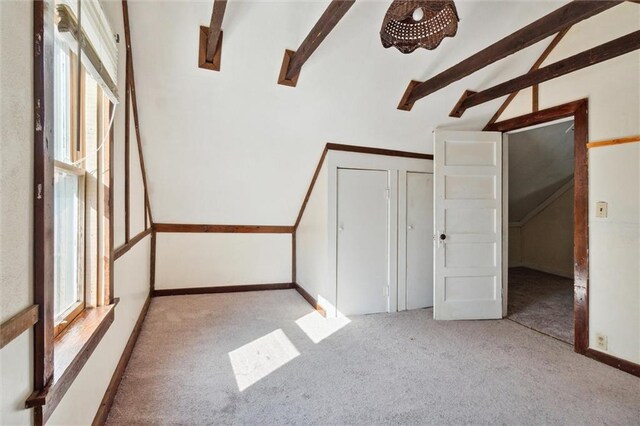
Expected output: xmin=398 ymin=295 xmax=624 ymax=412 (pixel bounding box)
xmin=0 ymin=305 xmax=39 ymax=349
xmin=122 ymin=0 xmax=154 ymax=226
xmin=484 ymin=27 xmax=571 ymax=129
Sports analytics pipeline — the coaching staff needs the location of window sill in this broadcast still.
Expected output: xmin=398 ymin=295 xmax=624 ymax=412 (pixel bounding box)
xmin=26 ymin=298 xmax=119 ymax=423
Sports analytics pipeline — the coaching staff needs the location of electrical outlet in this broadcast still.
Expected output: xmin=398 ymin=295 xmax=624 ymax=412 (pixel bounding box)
xmin=596 ymin=201 xmax=608 ymax=218
xmin=596 ymin=333 xmax=608 ymax=351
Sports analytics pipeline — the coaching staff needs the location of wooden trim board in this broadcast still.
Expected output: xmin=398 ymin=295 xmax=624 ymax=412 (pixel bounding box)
xmin=122 ymin=0 xmax=154 ymax=225
xmin=0 ymin=305 xmax=39 ymax=349
xmin=113 ymin=227 xmax=152 ymax=260
xmin=587 ymin=135 xmax=640 ymax=149
xmin=153 ymin=283 xmax=295 ymax=297
xmin=154 ymin=224 xmax=293 ymax=233
xmin=33 ymin=0 xmax=56 ymax=395
xmin=294 ymin=143 xmax=433 ymax=230
xmin=92 ymin=296 xmax=151 ymax=425
xmin=585 ymin=348 xmax=640 ymax=378
xmin=493 ymin=100 xmax=590 ymax=356
xmin=294 ymin=283 xmax=326 ymax=317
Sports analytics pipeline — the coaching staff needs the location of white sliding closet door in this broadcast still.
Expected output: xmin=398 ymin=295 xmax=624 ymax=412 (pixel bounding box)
xmin=434 ymin=130 xmax=503 ymax=320
xmin=337 ymin=168 xmax=389 ymax=316
xmin=406 ymin=172 xmax=434 ymax=310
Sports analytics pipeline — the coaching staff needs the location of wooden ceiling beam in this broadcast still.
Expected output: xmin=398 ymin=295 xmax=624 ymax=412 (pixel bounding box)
xmin=398 ymin=0 xmax=623 ymax=110
xmin=450 ymin=30 xmax=640 ymax=118
xmin=483 ymin=27 xmax=571 ymax=130
xmin=278 ymin=0 xmax=355 ymax=87
xmin=199 ymin=0 xmax=227 ymax=71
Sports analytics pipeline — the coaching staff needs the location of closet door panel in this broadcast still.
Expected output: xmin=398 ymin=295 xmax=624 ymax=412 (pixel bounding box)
xmin=336 ymin=168 xmax=389 ymax=315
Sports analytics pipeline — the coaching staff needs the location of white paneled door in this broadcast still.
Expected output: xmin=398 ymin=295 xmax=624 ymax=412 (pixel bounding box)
xmin=406 ymin=172 xmax=434 ymax=310
xmin=337 ymin=168 xmax=389 ymax=316
xmin=434 ymin=130 xmax=503 ymax=320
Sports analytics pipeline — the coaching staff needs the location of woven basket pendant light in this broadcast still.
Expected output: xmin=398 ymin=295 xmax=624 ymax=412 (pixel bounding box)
xmin=380 ymin=0 xmax=460 ymax=54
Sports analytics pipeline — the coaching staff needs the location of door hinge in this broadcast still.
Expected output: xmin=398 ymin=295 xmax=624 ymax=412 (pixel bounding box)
xmin=385 ymin=188 xmax=390 ymax=199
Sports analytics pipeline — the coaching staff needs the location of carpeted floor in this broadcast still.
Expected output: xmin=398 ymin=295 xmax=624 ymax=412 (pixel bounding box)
xmin=508 ymin=267 xmax=574 ymax=344
xmin=106 ymin=289 xmax=639 ymax=425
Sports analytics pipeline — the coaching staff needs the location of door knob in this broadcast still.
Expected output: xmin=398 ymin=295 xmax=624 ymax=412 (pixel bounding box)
xmin=339 ymin=226 xmax=344 ymax=232
xmin=440 ymin=234 xmax=446 ymax=240
xmin=408 ymin=225 xmax=414 ymax=230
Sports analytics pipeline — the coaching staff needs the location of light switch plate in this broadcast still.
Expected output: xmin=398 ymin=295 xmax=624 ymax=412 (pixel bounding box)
xmin=596 ymin=201 xmax=608 ymax=218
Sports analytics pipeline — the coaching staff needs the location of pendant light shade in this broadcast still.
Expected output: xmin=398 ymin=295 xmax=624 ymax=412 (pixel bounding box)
xmin=381 ymin=0 xmax=460 ymax=54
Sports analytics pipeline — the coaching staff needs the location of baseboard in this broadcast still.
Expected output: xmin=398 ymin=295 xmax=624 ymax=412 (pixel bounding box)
xmin=152 ymin=283 xmax=295 ymax=297
xmin=294 ymin=283 xmax=326 ymax=317
xmin=585 ymin=348 xmax=640 ymax=377
xmin=92 ymin=295 xmax=152 ymax=426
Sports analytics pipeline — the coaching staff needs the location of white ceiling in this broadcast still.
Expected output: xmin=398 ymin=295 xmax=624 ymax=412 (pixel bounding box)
xmin=121 ymin=0 xmax=571 ymax=224
xmin=508 ymin=120 xmax=575 ymax=222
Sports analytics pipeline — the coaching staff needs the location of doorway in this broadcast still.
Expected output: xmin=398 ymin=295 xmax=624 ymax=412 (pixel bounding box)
xmin=487 ymin=99 xmax=589 ymax=353
xmin=505 ymin=120 xmax=575 ymax=344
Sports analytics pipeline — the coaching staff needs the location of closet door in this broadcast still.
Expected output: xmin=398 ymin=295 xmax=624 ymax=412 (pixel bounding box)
xmin=406 ymin=172 xmax=434 ymax=310
xmin=337 ymin=168 xmax=389 ymax=316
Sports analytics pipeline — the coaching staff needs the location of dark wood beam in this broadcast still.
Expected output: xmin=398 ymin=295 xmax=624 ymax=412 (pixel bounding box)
xmin=484 ymin=27 xmax=571 ymax=129
xmin=450 ymin=30 xmax=640 ymax=117
xmin=278 ymin=0 xmax=355 ymax=86
xmin=398 ymin=0 xmax=622 ymax=110
xmin=206 ymin=0 xmax=226 ymax=63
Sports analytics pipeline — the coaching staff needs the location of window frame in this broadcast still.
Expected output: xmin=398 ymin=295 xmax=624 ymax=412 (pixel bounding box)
xmin=52 ymin=159 xmax=86 ymax=337
xmin=30 ymin=2 xmax=118 ymax=422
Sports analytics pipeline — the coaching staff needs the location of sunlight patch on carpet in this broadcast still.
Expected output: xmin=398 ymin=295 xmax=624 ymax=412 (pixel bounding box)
xmin=228 ymin=329 xmax=300 ymax=391
xmin=295 ymin=310 xmax=351 ymax=344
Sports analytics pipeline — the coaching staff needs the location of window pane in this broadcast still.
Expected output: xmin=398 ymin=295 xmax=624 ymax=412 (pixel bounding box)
xmin=54 ymin=168 xmax=81 ymax=319
xmin=54 ymin=42 xmax=72 ymax=163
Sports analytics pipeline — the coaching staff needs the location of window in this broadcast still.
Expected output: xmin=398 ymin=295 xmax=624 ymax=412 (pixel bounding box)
xmin=53 ymin=33 xmax=112 ymax=337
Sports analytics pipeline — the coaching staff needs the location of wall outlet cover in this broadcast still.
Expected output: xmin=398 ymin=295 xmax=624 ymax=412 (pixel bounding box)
xmin=595 ymin=333 xmax=608 ymax=351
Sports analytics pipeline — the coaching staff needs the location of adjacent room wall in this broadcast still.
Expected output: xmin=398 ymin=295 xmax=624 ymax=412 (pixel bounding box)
xmin=501 ymin=3 xmax=640 ymax=363
xmin=520 ymin=184 xmax=574 ymax=278
xmin=509 ymin=182 xmax=574 ymax=278
xmin=0 ymin=1 xmax=153 ymax=424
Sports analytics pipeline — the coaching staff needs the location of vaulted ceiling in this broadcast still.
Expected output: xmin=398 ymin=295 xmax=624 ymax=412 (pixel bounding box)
xmin=121 ymin=0 xmax=576 ymax=224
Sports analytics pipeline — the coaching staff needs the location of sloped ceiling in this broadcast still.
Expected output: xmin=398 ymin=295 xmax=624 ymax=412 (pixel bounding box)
xmin=508 ymin=120 xmax=574 ymax=222
xmin=124 ymin=0 xmax=571 ymax=225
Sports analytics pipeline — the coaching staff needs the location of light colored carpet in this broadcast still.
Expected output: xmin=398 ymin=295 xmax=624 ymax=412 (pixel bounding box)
xmin=508 ymin=267 xmax=574 ymax=344
xmin=106 ymin=290 xmax=639 ymax=425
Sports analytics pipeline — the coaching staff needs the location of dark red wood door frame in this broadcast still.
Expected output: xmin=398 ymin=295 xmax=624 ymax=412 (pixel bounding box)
xmin=486 ymin=99 xmax=589 ymax=354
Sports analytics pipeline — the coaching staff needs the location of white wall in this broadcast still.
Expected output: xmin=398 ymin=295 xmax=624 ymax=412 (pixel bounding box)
xmin=501 ymin=3 xmax=640 ymax=363
xmin=155 ymin=233 xmax=292 ymax=289
xmin=296 ymin=162 xmax=329 ymax=307
xmin=1 ymin=1 xmax=35 ymax=424
xmin=0 ymin=1 xmax=153 ymax=424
